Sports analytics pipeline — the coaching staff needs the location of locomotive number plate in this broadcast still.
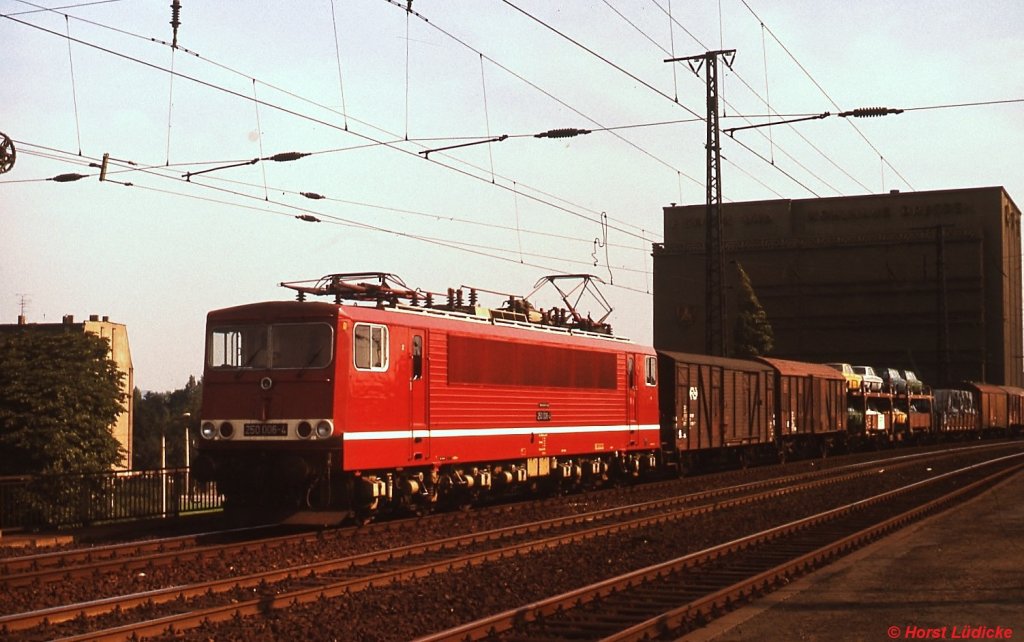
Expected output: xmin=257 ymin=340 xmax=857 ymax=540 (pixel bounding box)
xmin=243 ymin=422 xmax=288 ymax=437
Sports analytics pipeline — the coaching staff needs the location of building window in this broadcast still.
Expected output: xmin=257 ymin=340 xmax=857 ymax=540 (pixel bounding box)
xmin=354 ymin=323 xmax=389 ymax=371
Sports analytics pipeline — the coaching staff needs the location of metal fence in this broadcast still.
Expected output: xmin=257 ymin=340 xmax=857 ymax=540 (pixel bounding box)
xmin=0 ymin=468 xmax=222 ymax=531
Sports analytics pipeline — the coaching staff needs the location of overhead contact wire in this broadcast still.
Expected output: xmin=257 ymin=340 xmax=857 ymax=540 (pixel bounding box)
xmin=329 ymin=0 xmax=349 ymax=130
xmin=738 ymin=0 xmax=914 ymax=190
xmin=64 ymin=15 xmax=83 ymax=155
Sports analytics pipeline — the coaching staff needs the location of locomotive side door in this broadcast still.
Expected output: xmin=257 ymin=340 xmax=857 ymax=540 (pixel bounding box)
xmin=626 ymin=354 xmax=638 ymax=446
xmin=409 ymin=331 xmax=429 ymax=461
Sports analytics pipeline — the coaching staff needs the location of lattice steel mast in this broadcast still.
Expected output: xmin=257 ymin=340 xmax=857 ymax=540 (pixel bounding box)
xmin=666 ymin=49 xmax=735 ymax=356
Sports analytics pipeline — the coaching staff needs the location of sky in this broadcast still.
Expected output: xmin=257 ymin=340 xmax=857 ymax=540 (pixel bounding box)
xmin=2 ymin=0 xmax=1023 ymax=392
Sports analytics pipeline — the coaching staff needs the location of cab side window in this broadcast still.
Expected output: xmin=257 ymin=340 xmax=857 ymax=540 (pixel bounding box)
xmin=412 ymin=335 xmax=423 ymax=380
xmin=645 ymin=355 xmax=657 ymax=386
xmin=354 ymin=323 xmax=389 ymax=371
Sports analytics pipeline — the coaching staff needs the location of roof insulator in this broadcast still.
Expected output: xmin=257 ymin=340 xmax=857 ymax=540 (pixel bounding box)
xmin=296 ymin=214 xmax=321 ymax=223
xmin=300 ymin=192 xmax=326 ymax=200
xmin=535 ymin=128 xmax=593 ymax=139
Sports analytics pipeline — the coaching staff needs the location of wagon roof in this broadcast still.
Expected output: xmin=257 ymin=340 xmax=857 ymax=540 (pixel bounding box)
xmin=657 ymin=350 xmax=774 ymax=372
xmin=758 ymin=357 xmax=846 ymax=380
xmin=959 ymin=381 xmax=1011 ymax=395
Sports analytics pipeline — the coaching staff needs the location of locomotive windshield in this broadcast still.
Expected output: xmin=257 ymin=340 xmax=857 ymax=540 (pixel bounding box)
xmin=208 ymin=322 xmax=333 ymax=370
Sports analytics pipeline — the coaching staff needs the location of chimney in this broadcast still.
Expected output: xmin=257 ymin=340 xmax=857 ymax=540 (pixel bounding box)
xmin=89 ymin=314 xmax=99 ymax=322
xmin=102 ymin=315 xmax=109 ymax=322
xmin=17 ymin=315 xmax=26 ymax=326
xmin=63 ymin=314 xmax=74 ymax=325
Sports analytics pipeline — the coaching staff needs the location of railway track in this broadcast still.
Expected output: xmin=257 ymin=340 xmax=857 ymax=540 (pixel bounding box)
xmin=0 ymin=441 xmax=998 ymax=592
xmin=0 ymin=523 xmax=284 ymax=579
xmin=1 ymin=443 xmax=1015 ymax=641
xmin=416 ymin=453 xmax=1024 ymax=641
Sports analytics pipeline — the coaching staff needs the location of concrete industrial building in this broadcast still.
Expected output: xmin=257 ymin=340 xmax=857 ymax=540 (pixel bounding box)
xmin=654 ymin=186 xmax=1023 ymax=388
xmin=0 ymin=314 xmax=134 ymax=468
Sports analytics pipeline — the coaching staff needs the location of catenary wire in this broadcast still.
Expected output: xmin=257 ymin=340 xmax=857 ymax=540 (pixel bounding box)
xmin=1 ymin=6 xmax=656 ymax=244
xmin=0 ymin=14 xmax=661 ymax=247
xmin=736 ymin=0 xmax=914 ymax=190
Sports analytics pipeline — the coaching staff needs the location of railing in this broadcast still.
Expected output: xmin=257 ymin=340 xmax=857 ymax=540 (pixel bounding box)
xmin=0 ymin=468 xmax=222 ymax=532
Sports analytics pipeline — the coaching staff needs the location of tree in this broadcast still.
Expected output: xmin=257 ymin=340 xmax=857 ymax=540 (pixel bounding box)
xmin=0 ymin=331 xmax=125 ymax=475
xmin=132 ymin=376 xmax=203 ymax=470
xmin=733 ymin=262 xmax=775 ymax=358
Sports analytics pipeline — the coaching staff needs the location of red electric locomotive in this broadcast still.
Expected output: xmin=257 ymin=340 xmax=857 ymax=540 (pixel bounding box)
xmin=194 ymin=273 xmax=660 ymax=520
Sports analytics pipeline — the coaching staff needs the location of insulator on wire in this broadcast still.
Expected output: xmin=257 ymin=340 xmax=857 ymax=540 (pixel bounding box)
xmin=170 ymin=1 xmax=181 ymax=49
xmin=295 ymin=214 xmax=321 ymax=223
xmin=301 ymin=192 xmax=326 ymax=200
xmin=51 ymin=173 xmax=88 ymax=182
xmin=535 ymin=128 xmax=592 ymax=139
xmin=839 ymin=107 xmax=904 ymax=118
xmin=266 ymin=151 xmax=310 ymax=162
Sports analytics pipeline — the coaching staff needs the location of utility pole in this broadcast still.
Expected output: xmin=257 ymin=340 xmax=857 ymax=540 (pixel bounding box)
xmin=914 ymin=224 xmax=953 ymax=385
xmin=935 ymin=224 xmax=951 ymax=385
xmin=665 ymin=50 xmax=735 ymax=356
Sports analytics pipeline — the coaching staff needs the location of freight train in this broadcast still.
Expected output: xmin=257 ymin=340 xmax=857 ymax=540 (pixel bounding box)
xmin=192 ymin=273 xmax=1022 ymax=520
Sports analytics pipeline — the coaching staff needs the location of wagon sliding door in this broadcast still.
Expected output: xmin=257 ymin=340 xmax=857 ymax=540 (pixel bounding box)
xmin=678 ymin=363 xmax=723 ymax=450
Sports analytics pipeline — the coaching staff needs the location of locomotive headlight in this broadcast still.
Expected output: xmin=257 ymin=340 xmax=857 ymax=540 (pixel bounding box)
xmin=201 ymin=422 xmax=216 ymax=440
xmin=297 ymin=421 xmax=313 ymax=439
xmin=315 ymin=420 xmax=333 ymax=439
xmin=218 ymin=421 xmax=234 ymax=439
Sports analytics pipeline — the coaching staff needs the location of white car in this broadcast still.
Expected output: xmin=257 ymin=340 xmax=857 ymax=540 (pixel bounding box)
xmin=852 ymin=365 xmax=884 ymax=392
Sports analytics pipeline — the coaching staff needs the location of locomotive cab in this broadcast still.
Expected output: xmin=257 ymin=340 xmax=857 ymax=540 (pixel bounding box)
xmin=194 ymin=301 xmax=343 ymax=514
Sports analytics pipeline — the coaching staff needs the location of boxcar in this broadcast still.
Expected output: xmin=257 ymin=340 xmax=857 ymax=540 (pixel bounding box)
xmin=958 ymin=382 xmax=1007 ymax=436
xmin=999 ymin=386 xmax=1024 ymax=433
xmin=759 ymin=357 xmax=847 ymax=456
xmin=658 ymin=352 xmax=775 ymax=469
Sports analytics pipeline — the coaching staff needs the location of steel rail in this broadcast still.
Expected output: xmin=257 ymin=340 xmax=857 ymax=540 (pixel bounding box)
xmin=413 ymin=453 xmax=1024 ymax=642
xmin=0 ymin=523 xmax=276 ymax=576
xmin=0 ymin=441 xmax=1001 ymax=587
xmin=605 ymin=462 xmax=1024 ymax=641
xmin=3 ymin=457 xmax=867 ymax=633
xmin=21 ymin=446 xmax=1006 ymax=640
